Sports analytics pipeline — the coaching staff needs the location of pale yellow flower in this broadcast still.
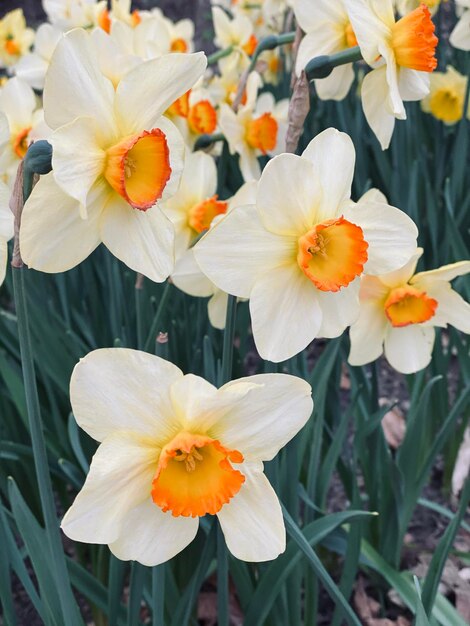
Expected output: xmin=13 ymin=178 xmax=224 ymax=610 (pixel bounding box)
xmin=422 ymin=66 xmax=470 ymax=125
xmin=0 ymin=9 xmax=34 ymax=69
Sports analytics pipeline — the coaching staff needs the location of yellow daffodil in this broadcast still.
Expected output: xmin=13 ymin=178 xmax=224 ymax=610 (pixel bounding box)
xmin=0 ymin=77 xmax=50 ymax=182
xmin=194 ymin=128 xmax=418 ymax=362
xmin=20 ymin=29 xmax=206 ymax=282
xmin=294 ymin=0 xmax=357 ymax=101
xmin=0 ymin=9 xmax=34 ymax=69
xmin=344 ymin=0 xmax=438 ymax=149
xmin=422 ymin=66 xmax=470 ymax=124
xmin=219 ymin=72 xmax=289 ymax=182
xmin=349 ymin=249 xmax=470 ymax=373
xmin=450 ymin=0 xmax=470 ymax=51
xmin=61 ymin=348 xmax=313 ymax=564
xmin=0 ymin=181 xmax=14 ymax=286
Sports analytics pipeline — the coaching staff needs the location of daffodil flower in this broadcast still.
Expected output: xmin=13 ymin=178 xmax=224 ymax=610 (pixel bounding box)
xmin=450 ymin=0 xmax=470 ymax=51
xmin=294 ymin=0 xmax=358 ymax=101
xmin=219 ymin=72 xmax=289 ymax=182
xmin=14 ymin=24 xmax=63 ymax=91
xmin=43 ymin=0 xmax=107 ymax=31
xmin=344 ymin=0 xmax=438 ymax=149
xmin=0 ymin=9 xmax=35 ymax=69
xmin=349 ymin=249 xmax=470 ymax=373
xmin=150 ymin=8 xmax=195 ymax=53
xmin=422 ymin=66 xmax=470 ymax=125
xmin=61 ymin=348 xmax=313 ymax=565
xmin=20 ymin=29 xmax=206 ymax=282
xmin=0 ymin=181 xmax=14 ymax=286
xmin=194 ymin=128 xmax=418 ymax=362
xmin=212 ymin=6 xmax=256 ymax=75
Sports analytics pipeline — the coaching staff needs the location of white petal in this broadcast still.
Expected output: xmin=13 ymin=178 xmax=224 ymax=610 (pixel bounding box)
xmin=194 ymin=206 xmax=296 ymax=299
xmin=169 ymin=374 xmax=219 ymax=431
xmin=100 ymin=196 xmax=175 ymax=283
xmin=450 ymin=11 xmax=470 ymax=51
xmin=239 ymin=148 xmax=261 ymax=183
xmin=384 ymin=325 xmax=435 ymax=374
xmin=70 ymin=348 xmax=183 ymax=442
xmin=172 ymin=249 xmax=214 ymax=297
xmin=0 ymin=112 xmax=9 ymax=153
xmin=0 ymin=181 xmax=14 ymax=241
xmin=343 ymin=0 xmax=392 ymax=64
xmin=357 ymin=188 xmax=388 ymax=205
xmin=109 ymin=498 xmax=198 ymax=566
xmin=301 ymin=128 xmax=355 ymax=220
xmin=208 ymin=290 xmax=228 ymax=329
xmin=257 ymin=153 xmax=321 ymax=236
xmin=361 ymin=66 xmax=396 ymax=150
xmin=150 ymin=116 xmax=186 ymax=203
xmin=212 ymin=373 xmax=313 ymax=461
xmin=315 ymin=64 xmax=355 ymax=101
xmin=294 ymin=0 xmax=347 ymax=33
xmin=398 ymin=69 xmax=429 ymax=101
xmin=61 ymin=432 xmax=158 ymax=544
xmin=14 ymin=54 xmax=49 ymax=91
xmin=295 ymin=30 xmax=341 ymax=77
xmin=217 ymin=463 xmax=285 ymax=562
xmin=412 ymin=261 xmax=470 ymax=285
xmin=343 ymin=201 xmax=418 ymax=274
xmin=0 ymin=240 xmax=7 ymax=286
xmin=115 ymin=52 xmax=207 ymax=134
xmin=51 ymin=116 xmax=105 ymax=209
xmin=20 ymin=174 xmax=104 ymax=273
xmin=250 ymin=263 xmax=322 ymax=362
xmin=418 ymin=282 xmax=470 ymax=333
xmin=316 ymin=279 xmax=361 ymax=338
xmin=379 ymin=248 xmax=424 ymax=288
xmin=44 ymin=29 xmax=116 ymax=140
xmin=0 ymin=77 xmax=36 ymax=128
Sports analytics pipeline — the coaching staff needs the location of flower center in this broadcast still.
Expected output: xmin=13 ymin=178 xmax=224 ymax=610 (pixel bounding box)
xmin=12 ymin=127 xmax=31 ymax=159
xmin=344 ymin=21 xmax=358 ymax=49
xmin=297 ymin=217 xmax=369 ymax=292
xmin=430 ymin=88 xmax=463 ymax=124
xmin=188 ymin=195 xmax=228 ymax=234
xmin=245 ymin=113 xmax=278 ymax=154
xmin=384 ymin=285 xmax=437 ymax=327
xmin=391 ymin=5 xmax=438 ymax=72
xmin=151 ymin=432 xmax=245 ymax=517
xmin=171 ymin=38 xmax=188 ymax=53
xmin=104 ymin=129 xmax=171 ymax=211
xmin=187 ymin=100 xmax=218 ymax=135
xmin=4 ymin=35 xmax=20 ymax=56
xmin=242 ymin=34 xmax=258 ymax=56
xmin=167 ymin=91 xmax=190 ymax=118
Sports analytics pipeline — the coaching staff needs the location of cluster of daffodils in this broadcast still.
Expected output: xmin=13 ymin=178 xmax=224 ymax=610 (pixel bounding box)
xmin=0 ymin=0 xmax=469 ymax=568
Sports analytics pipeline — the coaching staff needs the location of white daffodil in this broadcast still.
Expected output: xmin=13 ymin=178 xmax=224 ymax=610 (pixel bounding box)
xmin=294 ymin=0 xmax=358 ymax=101
xmin=150 ymin=8 xmax=195 ymax=53
xmin=422 ymin=66 xmax=470 ymax=124
xmin=61 ymin=348 xmax=313 ymax=565
xmin=0 ymin=9 xmax=34 ymax=70
xmin=396 ymin=0 xmax=442 ymax=16
xmin=219 ymin=72 xmax=289 ymax=182
xmin=450 ymin=0 xmax=470 ymax=51
xmin=212 ymin=6 xmax=257 ymax=75
xmin=20 ymin=29 xmax=206 ymax=282
xmin=0 ymin=77 xmax=50 ymax=182
xmin=42 ymin=0 xmax=107 ymax=31
xmin=344 ymin=0 xmax=438 ymax=149
xmin=167 ymin=87 xmax=219 ymax=149
xmin=195 ymin=128 xmax=418 ymax=362
xmin=14 ymin=24 xmax=63 ymax=90
xmin=171 ymin=180 xmax=257 ymax=329
xmin=107 ymin=16 xmax=170 ymax=64
xmin=0 ymin=181 xmax=14 ymax=286
xmin=349 ymin=249 xmax=470 ymax=374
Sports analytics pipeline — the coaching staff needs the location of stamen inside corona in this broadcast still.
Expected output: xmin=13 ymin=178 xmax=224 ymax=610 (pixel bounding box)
xmin=297 ymin=217 xmax=368 ymax=292
xmin=188 ymin=196 xmax=228 ymax=234
xmin=12 ymin=127 xmax=31 ymax=159
xmin=151 ymin=432 xmax=245 ymax=517
xmin=391 ymin=5 xmax=438 ymax=72
xmin=4 ymin=36 xmax=20 ymax=56
xmin=171 ymin=38 xmax=188 ymax=53
xmin=245 ymin=113 xmax=278 ymax=154
xmin=104 ymin=129 xmax=171 ymax=210
xmin=384 ymin=285 xmax=437 ymax=327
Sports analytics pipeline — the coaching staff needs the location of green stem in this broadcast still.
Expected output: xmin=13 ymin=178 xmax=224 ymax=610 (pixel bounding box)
xmin=219 ymin=294 xmax=237 ymax=386
xmin=194 ymin=132 xmax=225 ymax=151
xmin=305 ymin=46 xmax=362 ymax=81
xmin=12 ymin=266 xmax=83 ymax=625
xmin=207 ymin=46 xmax=234 ymax=65
xmin=152 ymin=565 xmax=165 ymax=626
xmin=248 ymin=31 xmax=295 ymax=75
xmin=144 ymin=281 xmax=171 ymax=353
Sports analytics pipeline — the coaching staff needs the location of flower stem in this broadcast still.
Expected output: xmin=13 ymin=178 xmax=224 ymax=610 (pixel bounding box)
xmin=144 ymin=281 xmax=171 ymax=353
xmin=305 ymin=46 xmax=362 ymax=81
xmin=207 ymin=46 xmax=234 ymax=65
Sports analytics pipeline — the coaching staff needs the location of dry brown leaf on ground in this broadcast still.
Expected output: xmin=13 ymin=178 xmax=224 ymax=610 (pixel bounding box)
xmin=354 ymin=577 xmax=411 ymax=625
xmin=379 ymin=399 xmax=406 ymax=449
xmin=197 ymin=577 xmax=244 ymax=626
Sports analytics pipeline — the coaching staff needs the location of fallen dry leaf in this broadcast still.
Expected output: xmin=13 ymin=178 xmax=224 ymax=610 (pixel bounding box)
xmin=379 ymin=399 xmax=406 ymax=449
xmin=354 ymin=577 xmax=411 ymax=625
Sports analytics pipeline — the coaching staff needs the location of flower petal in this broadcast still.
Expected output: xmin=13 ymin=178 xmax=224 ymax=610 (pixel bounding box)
xmin=361 ymin=66 xmax=396 ymax=150
xmin=316 ymin=279 xmax=361 ymax=338
xmin=194 ymin=206 xmax=296 ymax=299
xmin=384 ymin=324 xmax=435 ymax=374
xmin=217 ymin=463 xmax=285 ymax=562
xmin=169 ymin=374 xmax=219 ymax=431
xmin=172 ymin=248 xmax=215 ymax=297
xmin=343 ymin=201 xmax=418 ymax=274
xmin=20 ymin=174 xmax=104 ymax=273
xmin=61 ymin=432 xmax=158 ymax=544
xmin=315 ymin=64 xmax=355 ymax=101
xmin=250 ymin=263 xmax=322 ymax=362
xmin=379 ymin=248 xmax=424 ymax=288
xmin=450 ymin=10 xmax=470 ymax=51
xmin=70 ymin=348 xmax=183 ymax=442
xmin=109 ymin=498 xmax=199 ymax=566
xmin=44 ymin=29 xmax=116 ymax=140
xmin=208 ymin=290 xmax=228 ymax=329
xmin=100 ymin=195 xmax=175 ymax=283
xmin=212 ymin=374 xmax=313 ymax=461
xmin=115 ymin=52 xmax=207 ymax=134
xmin=301 ymin=128 xmax=355 ymax=221
xmin=257 ymin=153 xmax=321 ymax=236
xmin=51 ymin=116 xmax=105 ymax=209
xmin=417 ymin=281 xmax=470 ymax=333
xmin=412 ymin=260 xmax=470 ymax=284
xmin=0 ymin=77 xmax=36 ymax=128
